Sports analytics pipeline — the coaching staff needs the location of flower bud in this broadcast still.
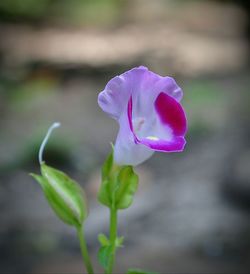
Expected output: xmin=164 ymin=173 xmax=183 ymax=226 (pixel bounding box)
xmin=30 ymin=122 xmax=88 ymax=228
xmin=31 ymin=164 xmax=88 ymax=228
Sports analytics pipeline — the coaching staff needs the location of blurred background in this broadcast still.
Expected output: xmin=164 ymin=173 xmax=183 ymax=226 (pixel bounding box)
xmin=0 ymin=0 xmax=250 ymax=273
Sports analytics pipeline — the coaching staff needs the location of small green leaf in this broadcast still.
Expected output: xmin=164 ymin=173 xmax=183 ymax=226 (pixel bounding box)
xmin=115 ymin=166 xmax=139 ymax=209
xmin=98 ymin=151 xmax=114 ymax=207
xmin=116 ymin=236 xmax=124 ymax=247
xmin=97 ymin=245 xmax=112 ymax=269
xmin=98 ymin=179 xmax=112 ymax=208
xmin=98 ymin=233 xmax=110 ymax=247
xmin=98 ymin=150 xmax=120 ymax=208
xmin=30 ymin=164 xmax=88 ymax=228
xmin=127 ymin=268 xmax=158 ymax=274
xmin=102 ymin=150 xmax=114 ymax=181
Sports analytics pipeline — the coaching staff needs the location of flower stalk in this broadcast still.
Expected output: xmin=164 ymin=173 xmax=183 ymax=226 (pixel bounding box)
xmin=77 ymin=225 xmax=95 ymax=274
xmin=106 ymin=207 xmax=118 ymax=274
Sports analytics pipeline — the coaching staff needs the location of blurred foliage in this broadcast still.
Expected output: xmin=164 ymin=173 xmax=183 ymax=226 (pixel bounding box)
xmin=0 ymin=0 xmax=123 ymax=26
xmin=0 ymin=0 xmax=51 ymax=21
xmin=7 ymin=79 xmax=57 ymax=109
xmin=184 ymin=81 xmax=223 ymax=105
xmin=0 ymin=0 xmax=249 ymax=28
xmin=183 ymin=80 xmax=225 ymax=140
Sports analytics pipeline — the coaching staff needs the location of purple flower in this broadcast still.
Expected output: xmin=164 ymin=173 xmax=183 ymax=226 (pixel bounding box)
xmin=98 ymin=66 xmax=187 ymax=166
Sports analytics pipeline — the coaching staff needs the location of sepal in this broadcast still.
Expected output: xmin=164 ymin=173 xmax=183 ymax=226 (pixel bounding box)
xmin=115 ymin=166 xmax=138 ymax=209
xmin=98 ymin=150 xmax=139 ymax=210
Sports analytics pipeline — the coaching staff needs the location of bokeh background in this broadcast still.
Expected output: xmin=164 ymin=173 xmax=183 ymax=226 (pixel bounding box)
xmin=0 ymin=0 xmax=250 ymax=273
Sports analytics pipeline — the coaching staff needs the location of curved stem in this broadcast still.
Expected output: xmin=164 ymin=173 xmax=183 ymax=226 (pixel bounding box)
xmin=77 ymin=225 xmax=94 ymax=274
xmin=106 ymin=207 xmax=118 ymax=274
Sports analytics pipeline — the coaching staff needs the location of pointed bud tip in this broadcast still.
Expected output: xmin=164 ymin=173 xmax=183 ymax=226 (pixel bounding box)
xmin=53 ymin=122 xmax=61 ymax=128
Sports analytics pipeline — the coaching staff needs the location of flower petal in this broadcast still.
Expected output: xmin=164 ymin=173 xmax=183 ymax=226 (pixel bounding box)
xmin=114 ymin=133 xmax=154 ymax=166
xmin=154 ymin=77 xmax=183 ymax=102
xmin=98 ymin=66 xmax=183 ymax=120
xmin=98 ymin=75 xmax=127 ymax=120
xmin=139 ymin=136 xmax=186 ymax=152
xmin=98 ymin=66 xmax=150 ymax=120
xmin=155 ymin=92 xmax=187 ymax=136
xmin=114 ymin=109 xmax=154 ymax=166
xmin=127 ymin=94 xmax=186 ymax=153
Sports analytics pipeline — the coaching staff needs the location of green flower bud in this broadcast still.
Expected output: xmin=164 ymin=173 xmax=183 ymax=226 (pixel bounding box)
xmin=30 ymin=122 xmax=88 ymax=228
xmin=31 ymin=164 xmax=88 ymax=227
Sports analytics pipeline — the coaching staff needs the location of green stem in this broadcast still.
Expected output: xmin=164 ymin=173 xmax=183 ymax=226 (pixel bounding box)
xmin=77 ymin=225 xmax=94 ymax=274
xmin=106 ymin=207 xmax=118 ymax=274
